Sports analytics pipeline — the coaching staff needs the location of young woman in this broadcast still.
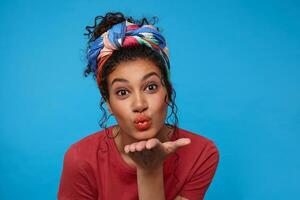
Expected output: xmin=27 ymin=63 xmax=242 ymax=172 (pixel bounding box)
xmin=58 ymin=12 xmax=219 ymax=200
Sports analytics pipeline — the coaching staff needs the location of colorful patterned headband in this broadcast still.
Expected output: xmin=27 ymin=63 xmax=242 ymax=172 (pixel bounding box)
xmin=87 ymin=21 xmax=170 ymax=84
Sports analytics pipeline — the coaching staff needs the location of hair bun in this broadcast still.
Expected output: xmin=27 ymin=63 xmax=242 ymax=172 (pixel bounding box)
xmin=85 ymin=12 xmax=126 ymax=42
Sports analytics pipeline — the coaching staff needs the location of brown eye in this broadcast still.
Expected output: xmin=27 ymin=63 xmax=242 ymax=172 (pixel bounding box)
xmin=146 ymin=83 xmax=158 ymax=91
xmin=116 ymin=89 xmax=129 ymax=96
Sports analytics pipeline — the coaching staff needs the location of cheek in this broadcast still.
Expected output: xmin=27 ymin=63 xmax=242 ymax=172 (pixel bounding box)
xmin=111 ymin=102 xmax=127 ymax=117
xmin=151 ymin=93 xmax=168 ymax=115
xmin=108 ymin=98 xmax=128 ymax=118
xmin=110 ymin=102 xmax=131 ymax=131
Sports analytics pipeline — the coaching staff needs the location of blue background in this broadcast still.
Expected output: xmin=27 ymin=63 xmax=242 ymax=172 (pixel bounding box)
xmin=1 ymin=0 xmax=299 ymax=199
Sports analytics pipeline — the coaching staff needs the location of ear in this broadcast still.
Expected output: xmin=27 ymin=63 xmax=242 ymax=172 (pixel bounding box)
xmin=165 ymin=94 xmax=170 ymax=105
xmin=106 ymin=101 xmax=113 ymax=115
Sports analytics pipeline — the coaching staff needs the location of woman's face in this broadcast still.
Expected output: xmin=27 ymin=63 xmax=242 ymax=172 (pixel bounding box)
xmin=106 ymin=58 xmax=169 ymax=142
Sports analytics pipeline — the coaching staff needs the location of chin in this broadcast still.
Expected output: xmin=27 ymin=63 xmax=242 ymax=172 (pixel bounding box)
xmin=132 ymin=128 xmax=158 ymax=141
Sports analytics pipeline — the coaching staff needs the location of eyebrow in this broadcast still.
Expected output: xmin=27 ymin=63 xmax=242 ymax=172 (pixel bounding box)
xmin=111 ymin=72 xmax=160 ymax=86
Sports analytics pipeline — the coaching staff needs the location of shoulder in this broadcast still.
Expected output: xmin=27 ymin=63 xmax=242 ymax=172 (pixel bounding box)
xmin=58 ymin=130 xmax=108 ymax=198
xmin=63 ymin=128 xmax=110 ymax=164
xmin=177 ymin=127 xmax=219 ymax=151
xmin=172 ymin=128 xmax=220 ymax=200
xmin=176 ymin=127 xmax=220 ymax=162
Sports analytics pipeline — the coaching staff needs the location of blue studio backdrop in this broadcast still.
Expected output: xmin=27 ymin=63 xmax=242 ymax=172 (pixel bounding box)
xmin=0 ymin=0 xmax=299 ymax=199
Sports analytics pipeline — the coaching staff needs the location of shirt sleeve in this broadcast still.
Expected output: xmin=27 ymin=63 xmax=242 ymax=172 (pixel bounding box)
xmin=57 ymin=145 xmax=97 ymax=200
xmin=180 ymin=141 xmax=220 ymax=200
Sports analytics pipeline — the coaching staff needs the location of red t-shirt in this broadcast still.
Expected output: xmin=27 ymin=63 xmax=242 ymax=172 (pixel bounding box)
xmin=58 ymin=126 xmax=219 ymax=200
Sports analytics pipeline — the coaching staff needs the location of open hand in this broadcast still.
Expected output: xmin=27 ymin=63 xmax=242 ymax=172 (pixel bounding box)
xmin=124 ymin=138 xmax=191 ymax=170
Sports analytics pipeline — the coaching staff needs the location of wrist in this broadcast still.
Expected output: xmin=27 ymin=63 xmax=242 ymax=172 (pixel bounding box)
xmin=137 ymin=164 xmax=163 ymax=176
xmin=136 ymin=164 xmax=165 ymax=200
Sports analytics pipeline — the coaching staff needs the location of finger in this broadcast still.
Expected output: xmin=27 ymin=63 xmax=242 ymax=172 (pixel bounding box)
xmin=163 ymin=138 xmax=191 ymax=154
xmin=146 ymin=138 xmax=160 ymax=150
xmin=136 ymin=141 xmax=147 ymax=151
xmin=175 ymin=138 xmax=191 ymax=147
xmin=124 ymin=145 xmax=130 ymax=153
xmin=129 ymin=143 xmax=137 ymax=152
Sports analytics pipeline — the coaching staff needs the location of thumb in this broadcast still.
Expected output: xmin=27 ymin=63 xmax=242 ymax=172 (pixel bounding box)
xmin=163 ymin=138 xmax=191 ymax=154
xmin=174 ymin=138 xmax=191 ymax=147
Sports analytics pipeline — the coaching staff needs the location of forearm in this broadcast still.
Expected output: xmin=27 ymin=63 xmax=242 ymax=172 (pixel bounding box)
xmin=136 ymin=165 xmax=165 ymax=200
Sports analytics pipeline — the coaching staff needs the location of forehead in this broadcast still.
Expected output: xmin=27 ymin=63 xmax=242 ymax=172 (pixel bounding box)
xmin=107 ymin=59 xmax=162 ymax=84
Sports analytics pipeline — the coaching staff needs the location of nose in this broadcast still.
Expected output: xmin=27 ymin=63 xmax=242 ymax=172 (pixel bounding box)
xmin=132 ymin=92 xmax=148 ymax=113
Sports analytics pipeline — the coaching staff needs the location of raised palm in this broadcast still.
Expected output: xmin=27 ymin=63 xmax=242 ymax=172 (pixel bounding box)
xmin=124 ymin=138 xmax=191 ymax=170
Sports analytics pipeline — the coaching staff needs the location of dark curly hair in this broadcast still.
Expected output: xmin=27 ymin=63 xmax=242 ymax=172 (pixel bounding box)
xmin=84 ymin=12 xmax=179 ymax=138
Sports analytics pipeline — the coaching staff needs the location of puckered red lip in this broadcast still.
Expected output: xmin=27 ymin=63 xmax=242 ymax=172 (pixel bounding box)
xmin=133 ymin=115 xmax=151 ymax=124
xmin=133 ymin=115 xmax=152 ymax=131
